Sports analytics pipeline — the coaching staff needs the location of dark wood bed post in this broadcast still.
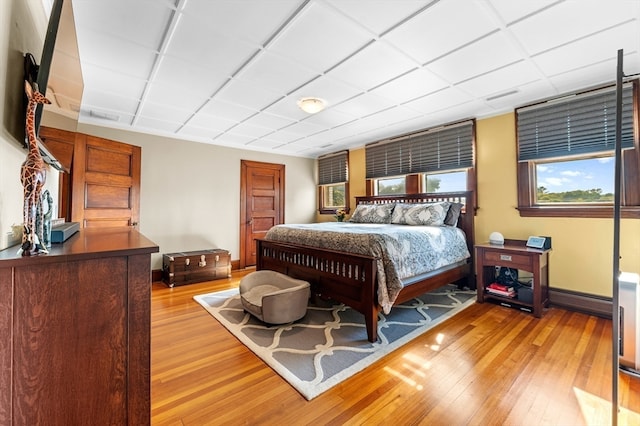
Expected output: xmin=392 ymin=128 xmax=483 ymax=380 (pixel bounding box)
xmin=256 ymin=191 xmax=475 ymax=342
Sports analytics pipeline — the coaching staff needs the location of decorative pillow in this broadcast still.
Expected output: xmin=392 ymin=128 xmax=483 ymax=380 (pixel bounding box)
xmin=444 ymin=202 xmax=463 ymax=226
xmin=390 ymin=202 xmax=451 ymax=226
xmin=348 ymin=203 xmax=395 ymax=224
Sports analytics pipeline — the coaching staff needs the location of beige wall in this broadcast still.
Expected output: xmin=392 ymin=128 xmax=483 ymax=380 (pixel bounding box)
xmin=76 ymin=124 xmax=316 ymax=269
xmin=348 ymin=148 xmax=366 ymax=212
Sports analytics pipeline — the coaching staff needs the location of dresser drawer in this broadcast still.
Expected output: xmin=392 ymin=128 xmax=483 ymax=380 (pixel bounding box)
xmin=482 ymin=250 xmax=532 ymax=269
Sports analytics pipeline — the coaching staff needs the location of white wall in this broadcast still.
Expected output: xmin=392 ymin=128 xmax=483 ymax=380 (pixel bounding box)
xmin=76 ymin=124 xmax=317 ymax=269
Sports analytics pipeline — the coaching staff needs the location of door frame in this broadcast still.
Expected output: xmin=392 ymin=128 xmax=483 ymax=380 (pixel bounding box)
xmin=239 ymin=160 xmax=285 ymax=269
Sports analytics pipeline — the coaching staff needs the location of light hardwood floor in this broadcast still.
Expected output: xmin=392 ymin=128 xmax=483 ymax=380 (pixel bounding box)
xmin=151 ymin=270 xmax=640 ymax=425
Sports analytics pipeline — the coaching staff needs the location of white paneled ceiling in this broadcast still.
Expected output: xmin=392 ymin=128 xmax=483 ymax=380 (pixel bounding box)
xmin=66 ymin=0 xmax=640 ymax=158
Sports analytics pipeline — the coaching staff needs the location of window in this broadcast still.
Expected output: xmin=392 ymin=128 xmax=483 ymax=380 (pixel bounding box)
xmin=321 ymin=184 xmax=346 ymax=208
xmin=516 ymin=81 xmax=640 ymax=218
xmin=365 ymin=120 xmax=476 ymax=199
xmin=318 ymin=151 xmax=349 ymax=214
xmin=535 ymin=157 xmax=614 ymax=204
xmin=423 ymin=170 xmax=468 ymax=193
xmin=377 ymin=177 xmax=405 ymax=195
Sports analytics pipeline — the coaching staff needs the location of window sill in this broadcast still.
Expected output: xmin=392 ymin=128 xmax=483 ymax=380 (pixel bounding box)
xmin=319 ymin=208 xmax=349 ymax=215
xmin=517 ymin=206 xmax=640 ymax=219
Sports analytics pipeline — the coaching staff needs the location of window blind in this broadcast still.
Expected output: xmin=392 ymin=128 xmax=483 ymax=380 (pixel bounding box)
xmin=365 ymin=120 xmax=474 ymax=179
xmin=318 ymin=151 xmax=348 ymax=185
xmin=517 ymin=84 xmax=634 ymax=161
xmin=365 ymin=139 xmax=414 ymax=178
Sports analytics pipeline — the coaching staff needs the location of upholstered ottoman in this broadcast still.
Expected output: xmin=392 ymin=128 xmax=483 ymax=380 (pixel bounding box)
xmin=239 ymin=270 xmax=310 ymax=324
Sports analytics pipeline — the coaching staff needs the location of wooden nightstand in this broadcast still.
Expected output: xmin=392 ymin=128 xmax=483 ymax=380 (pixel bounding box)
xmin=475 ymin=240 xmax=551 ymax=317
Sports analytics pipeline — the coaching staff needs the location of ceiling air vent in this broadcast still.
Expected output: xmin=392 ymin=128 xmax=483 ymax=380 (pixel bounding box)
xmin=89 ymin=110 xmax=120 ymax=121
xmin=486 ymin=90 xmax=519 ymax=101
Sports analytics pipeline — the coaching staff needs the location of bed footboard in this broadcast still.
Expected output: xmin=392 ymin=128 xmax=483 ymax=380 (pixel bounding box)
xmin=256 ymin=239 xmax=381 ymax=341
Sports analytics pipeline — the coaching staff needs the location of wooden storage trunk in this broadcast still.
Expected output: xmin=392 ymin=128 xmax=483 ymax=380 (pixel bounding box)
xmin=162 ymin=249 xmax=231 ymax=287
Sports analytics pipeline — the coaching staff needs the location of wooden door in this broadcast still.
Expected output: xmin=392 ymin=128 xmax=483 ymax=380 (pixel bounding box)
xmin=71 ymin=134 xmax=141 ymax=228
xmin=240 ymin=160 xmax=285 ymax=268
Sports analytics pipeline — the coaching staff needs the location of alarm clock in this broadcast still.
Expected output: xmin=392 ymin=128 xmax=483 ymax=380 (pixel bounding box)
xmin=489 ymin=231 xmax=504 ymax=245
xmin=526 ymin=236 xmax=551 ymax=250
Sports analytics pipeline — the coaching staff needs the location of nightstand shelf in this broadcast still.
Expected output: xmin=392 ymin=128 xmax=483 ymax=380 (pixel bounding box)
xmin=475 ymin=240 xmax=551 ymax=317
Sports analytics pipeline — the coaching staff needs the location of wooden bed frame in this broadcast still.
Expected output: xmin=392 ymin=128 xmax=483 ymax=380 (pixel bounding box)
xmin=256 ymin=191 xmax=475 ymax=342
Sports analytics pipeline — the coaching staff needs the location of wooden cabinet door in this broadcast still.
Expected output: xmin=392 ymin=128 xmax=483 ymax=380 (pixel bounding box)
xmin=71 ymin=134 xmax=141 ymax=228
xmin=12 ymin=258 xmax=129 ymax=425
xmin=39 ymin=127 xmax=76 ymax=222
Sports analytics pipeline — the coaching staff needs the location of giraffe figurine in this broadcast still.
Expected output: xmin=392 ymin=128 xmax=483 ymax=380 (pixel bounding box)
xmin=20 ymin=81 xmax=50 ymax=256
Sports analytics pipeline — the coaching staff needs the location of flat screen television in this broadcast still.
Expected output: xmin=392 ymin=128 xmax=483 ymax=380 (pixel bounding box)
xmin=22 ymin=0 xmax=67 ymax=171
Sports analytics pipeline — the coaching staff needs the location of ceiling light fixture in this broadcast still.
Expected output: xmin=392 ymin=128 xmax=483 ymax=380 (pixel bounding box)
xmin=297 ymin=97 xmax=326 ymax=114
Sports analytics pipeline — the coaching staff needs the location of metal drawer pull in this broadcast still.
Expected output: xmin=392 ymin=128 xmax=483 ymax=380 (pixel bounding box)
xmin=215 ymin=255 xmax=219 ymax=262
xmin=500 ymin=254 xmax=512 ymax=261
xmin=199 ymin=254 xmax=207 ymax=267
xmin=185 ymin=258 xmax=190 ymax=266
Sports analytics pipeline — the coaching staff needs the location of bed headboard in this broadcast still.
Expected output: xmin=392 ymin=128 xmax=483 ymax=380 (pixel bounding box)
xmin=354 ymin=191 xmax=475 ymax=255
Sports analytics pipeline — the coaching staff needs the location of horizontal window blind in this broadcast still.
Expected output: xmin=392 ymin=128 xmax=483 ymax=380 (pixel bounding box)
xmin=318 ymin=151 xmax=348 ymax=185
xmin=517 ymin=84 xmax=634 ymax=161
xmin=365 ymin=139 xmax=413 ymax=178
xmin=366 ymin=120 xmax=474 ymax=179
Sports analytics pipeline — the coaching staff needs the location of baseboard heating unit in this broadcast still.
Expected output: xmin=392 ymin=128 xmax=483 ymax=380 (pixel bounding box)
xmin=619 ymin=272 xmax=640 ymax=376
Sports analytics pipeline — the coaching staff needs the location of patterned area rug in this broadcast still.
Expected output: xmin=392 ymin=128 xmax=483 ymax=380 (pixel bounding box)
xmin=194 ymin=284 xmax=476 ymax=400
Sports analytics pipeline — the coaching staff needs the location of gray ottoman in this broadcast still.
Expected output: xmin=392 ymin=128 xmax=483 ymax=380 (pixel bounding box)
xmin=239 ymin=270 xmax=310 ymax=324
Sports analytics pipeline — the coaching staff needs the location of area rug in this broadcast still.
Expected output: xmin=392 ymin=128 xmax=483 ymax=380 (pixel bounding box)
xmin=193 ymin=284 xmax=475 ymax=400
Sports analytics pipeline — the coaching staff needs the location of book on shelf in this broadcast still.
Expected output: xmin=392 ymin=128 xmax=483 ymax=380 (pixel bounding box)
xmin=487 ymin=282 xmax=512 ymax=292
xmin=486 ymin=283 xmax=516 ymax=298
xmin=487 ymin=288 xmax=516 ymax=298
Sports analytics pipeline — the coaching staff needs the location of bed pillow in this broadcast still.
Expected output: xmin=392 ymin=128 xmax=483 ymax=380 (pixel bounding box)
xmin=348 ymin=203 xmax=395 ymax=224
xmin=390 ymin=202 xmax=451 ymax=226
xmin=444 ymin=202 xmax=463 ymax=226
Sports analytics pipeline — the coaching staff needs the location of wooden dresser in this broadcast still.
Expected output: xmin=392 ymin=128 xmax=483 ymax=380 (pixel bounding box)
xmin=0 ymin=228 xmax=158 ymax=425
